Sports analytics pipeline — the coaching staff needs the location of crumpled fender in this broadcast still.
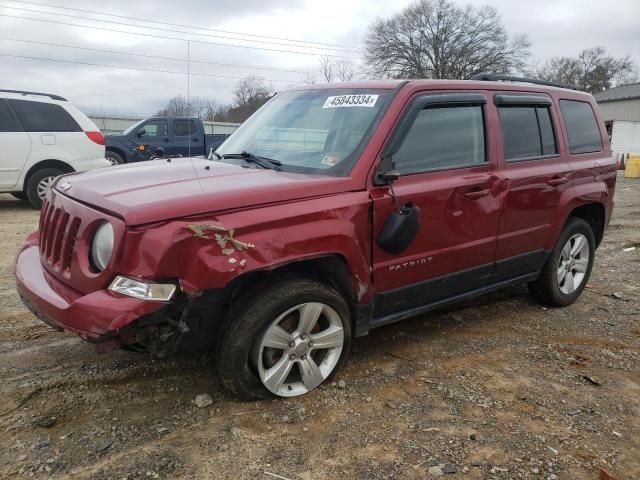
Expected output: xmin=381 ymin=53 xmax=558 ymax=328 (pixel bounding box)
xmin=118 ymin=191 xmax=374 ymax=302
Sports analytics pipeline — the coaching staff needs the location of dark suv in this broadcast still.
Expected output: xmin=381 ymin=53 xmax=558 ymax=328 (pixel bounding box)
xmin=15 ymin=76 xmax=616 ymax=399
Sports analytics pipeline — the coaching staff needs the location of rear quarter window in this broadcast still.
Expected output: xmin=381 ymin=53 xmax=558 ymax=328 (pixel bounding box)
xmin=559 ymin=100 xmax=602 ymax=154
xmin=9 ymin=99 xmax=81 ymax=132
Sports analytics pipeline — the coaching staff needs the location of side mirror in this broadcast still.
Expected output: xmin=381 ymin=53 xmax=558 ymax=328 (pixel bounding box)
xmin=136 ymin=128 xmax=146 ymax=138
xmin=378 ymin=203 xmax=421 ymax=254
xmin=375 ymin=156 xmax=400 ymax=186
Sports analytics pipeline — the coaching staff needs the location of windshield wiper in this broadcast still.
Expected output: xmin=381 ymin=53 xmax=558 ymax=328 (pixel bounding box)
xmin=222 ymin=151 xmax=282 ymax=170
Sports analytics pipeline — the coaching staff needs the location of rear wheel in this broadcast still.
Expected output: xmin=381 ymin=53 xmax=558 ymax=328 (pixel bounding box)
xmin=528 ymin=217 xmax=595 ymax=307
xmin=216 ymin=278 xmax=352 ymax=400
xmin=106 ymin=151 xmax=124 ymax=165
xmin=26 ymin=168 xmax=64 ymax=209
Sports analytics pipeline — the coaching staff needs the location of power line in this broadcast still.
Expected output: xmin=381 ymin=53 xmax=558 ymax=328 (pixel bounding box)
xmin=0 ymin=4 xmax=362 ymax=55
xmin=0 ymin=52 xmax=302 ymax=83
xmin=0 ymin=37 xmax=310 ymax=74
xmin=5 ymin=0 xmax=363 ymax=52
xmin=0 ymin=13 xmax=361 ymax=60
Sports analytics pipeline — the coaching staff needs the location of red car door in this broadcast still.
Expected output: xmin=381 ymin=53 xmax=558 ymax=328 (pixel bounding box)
xmin=370 ymin=92 xmax=502 ymax=320
xmin=491 ymin=93 xmax=572 ymax=278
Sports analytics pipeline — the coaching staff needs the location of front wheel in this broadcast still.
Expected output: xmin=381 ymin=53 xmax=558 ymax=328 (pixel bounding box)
xmin=528 ymin=217 xmax=595 ymax=307
xmin=106 ymin=151 xmax=124 ymax=165
xmin=216 ymin=278 xmax=352 ymax=400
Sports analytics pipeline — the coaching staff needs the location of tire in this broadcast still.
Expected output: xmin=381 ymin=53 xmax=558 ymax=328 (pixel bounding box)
xmin=106 ymin=151 xmax=124 ymax=165
xmin=528 ymin=217 xmax=595 ymax=307
xmin=216 ymin=277 xmax=352 ymax=401
xmin=26 ymin=168 xmax=64 ymax=209
xmin=11 ymin=192 xmax=27 ymax=201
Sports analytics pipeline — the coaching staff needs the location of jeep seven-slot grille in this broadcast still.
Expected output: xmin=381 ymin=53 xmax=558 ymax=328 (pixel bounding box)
xmin=39 ymin=200 xmax=81 ymax=274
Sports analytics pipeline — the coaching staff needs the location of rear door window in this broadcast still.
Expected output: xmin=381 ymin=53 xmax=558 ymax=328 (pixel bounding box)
xmin=0 ymin=100 xmax=23 ymax=132
xmin=498 ymin=106 xmax=558 ymax=160
xmin=174 ymin=119 xmax=197 ymax=136
xmin=9 ymin=99 xmax=81 ymax=132
xmin=394 ymin=105 xmax=486 ymax=174
xmin=559 ymin=100 xmax=602 ymax=154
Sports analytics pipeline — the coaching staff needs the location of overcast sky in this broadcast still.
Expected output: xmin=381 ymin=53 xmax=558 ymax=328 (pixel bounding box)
xmin=1 ymin=0 xmax=638 ymax=117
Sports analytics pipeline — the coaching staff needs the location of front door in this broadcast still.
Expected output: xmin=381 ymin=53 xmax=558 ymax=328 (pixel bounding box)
xmin=371 ymin=93 xmax=501 ymax=318
xmin=136 ymin=119 xmax=169 ymax=157
xmin=0 ymin=99 xmax=31 ymax=189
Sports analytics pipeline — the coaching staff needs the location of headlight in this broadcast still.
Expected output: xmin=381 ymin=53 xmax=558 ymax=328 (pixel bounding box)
xmin=109 ymin=276 xmax=176 ymax=301
xmin=91 ymin=222 xmax=114 ymax=271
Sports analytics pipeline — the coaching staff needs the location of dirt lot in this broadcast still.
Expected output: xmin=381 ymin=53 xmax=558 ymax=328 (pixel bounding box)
xmin=0 ymin=174 xmax=638 ymax=480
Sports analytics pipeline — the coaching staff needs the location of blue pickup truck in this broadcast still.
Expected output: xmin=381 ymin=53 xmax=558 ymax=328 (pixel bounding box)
xmin=105 ymin=117 xmax=230 ymax=164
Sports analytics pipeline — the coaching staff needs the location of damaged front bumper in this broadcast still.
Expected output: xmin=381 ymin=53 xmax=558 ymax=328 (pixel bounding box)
xmin=15 ymin=243 xmax=169 ymax=341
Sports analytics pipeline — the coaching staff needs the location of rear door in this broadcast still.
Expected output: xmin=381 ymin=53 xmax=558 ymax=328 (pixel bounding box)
xmin=0 ymin=99 xmax=31 ymax=189
xmin=171 ymin=119 xmax=203 ymax=156
xmin=492 ymin=93 xmax=571 ymax=277
xmin=371 ymin=92 xmax=502 ymax=318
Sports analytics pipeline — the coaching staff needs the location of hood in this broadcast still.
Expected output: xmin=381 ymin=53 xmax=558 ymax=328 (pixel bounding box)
xmin=55 ymin=157 xmax=357 ymax=225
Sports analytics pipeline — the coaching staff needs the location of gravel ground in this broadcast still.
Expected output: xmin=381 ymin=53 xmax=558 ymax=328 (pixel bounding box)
xmin=0 ymin=173 xmax=638 ymax=480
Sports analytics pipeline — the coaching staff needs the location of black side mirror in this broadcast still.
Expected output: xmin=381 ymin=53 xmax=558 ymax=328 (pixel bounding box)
xmin=375 ymin=155 xmax=400 ymax=185
xmin=136 ymin=128 xmax=146 ymax=138
xmin=378 ymin=203 xmax=421 ymax=254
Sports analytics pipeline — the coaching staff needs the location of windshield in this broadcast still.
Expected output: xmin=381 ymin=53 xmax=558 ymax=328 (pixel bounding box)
xmin=122 ymin=119 xmax=146 ymax=135
xmin=216 ymin=88 xmax=393 ymax=175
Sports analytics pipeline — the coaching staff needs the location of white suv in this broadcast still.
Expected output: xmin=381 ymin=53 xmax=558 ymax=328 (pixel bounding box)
xmin=0 ymin=90 xmax=111 ymax=208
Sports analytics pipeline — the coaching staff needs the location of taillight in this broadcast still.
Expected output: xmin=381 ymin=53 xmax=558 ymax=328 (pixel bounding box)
xmin=85 ymin=131 xmax=105 ymax=145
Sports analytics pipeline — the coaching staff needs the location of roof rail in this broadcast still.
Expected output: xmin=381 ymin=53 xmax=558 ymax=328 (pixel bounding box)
xmin=470 ymin=74 xmax=578 ymax=91
xmin=0 ymin=89 xmax=67 ymax=101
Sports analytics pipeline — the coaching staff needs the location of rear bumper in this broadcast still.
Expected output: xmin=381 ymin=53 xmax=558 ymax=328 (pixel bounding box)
xmin=15 ymin=240 xmax=167 ymax=340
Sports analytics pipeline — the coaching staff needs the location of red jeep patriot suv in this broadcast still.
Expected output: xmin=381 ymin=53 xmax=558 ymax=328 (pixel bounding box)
xmin=15 ymin=75 xmax=616 ymax=399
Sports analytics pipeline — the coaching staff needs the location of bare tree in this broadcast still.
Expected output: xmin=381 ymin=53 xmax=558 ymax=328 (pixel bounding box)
xmin=156 ymin=95 xmax=217 ymax=120
xmin=215 ymin=76 xmax=276 ymax=123
xmin=533 ymin=47 xmax=638 ymax=93
xmin=364 ymin=0 xmax=530 ymax=79
xmin=233 ymin=76 xmax=273 ymax=107
xmin=319 ymin=55 xmax=357 ymax=82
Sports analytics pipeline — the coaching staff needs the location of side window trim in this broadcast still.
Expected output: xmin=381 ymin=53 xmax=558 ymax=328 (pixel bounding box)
xmin=382 ymin=92 xmax=488 ymax=176
xmin=497 ymin=97 xmax=559 ymax=163
xmin=383 ymin=93 xmax=487 ymax=158
xmin=559 ymin=99 xmax=603 ymax=155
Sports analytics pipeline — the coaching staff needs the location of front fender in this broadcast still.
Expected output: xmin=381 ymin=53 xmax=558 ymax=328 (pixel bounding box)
xmin=118 ymin=192 xmax=374 ymax=302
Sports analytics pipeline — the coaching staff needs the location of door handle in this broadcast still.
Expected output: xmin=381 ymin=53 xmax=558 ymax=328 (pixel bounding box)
xmin=464 ymin=188 xmax=490 ymax=199
xmin=163 ymin=138 xmax=170 ymax=142
xmin=547 ymin=176 xmax=568 ymax=186
xmin=192 ymin=137 xmax=199 ymax=142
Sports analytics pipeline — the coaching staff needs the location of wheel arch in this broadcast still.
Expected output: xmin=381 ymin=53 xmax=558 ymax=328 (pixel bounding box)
xmin=567 ymin=203 xmax=606 ymax=247
xmin=23 ymin=159 xmax=75 ymax=192
xmin=225 ymin=254 xmax=360 ymax=313
xmin=106 ymin=146 xmax=127 ymax=163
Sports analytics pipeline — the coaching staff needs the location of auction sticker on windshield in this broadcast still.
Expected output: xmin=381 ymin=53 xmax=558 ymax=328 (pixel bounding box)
xmin=323 ymin=94 xmax=379 ymax=108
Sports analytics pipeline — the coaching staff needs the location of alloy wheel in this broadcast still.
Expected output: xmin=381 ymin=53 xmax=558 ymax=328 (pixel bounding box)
xmin=255 ymin=302 xmax=344 ymax=397
xmin=557 ymin=233 xmax=590 ymax=294
xmin=36 ymin=176 xmax=55 ymax=200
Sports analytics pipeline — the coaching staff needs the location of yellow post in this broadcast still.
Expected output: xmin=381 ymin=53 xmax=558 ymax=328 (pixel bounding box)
xmin=625 ymin=153 xmax=640 ymax=178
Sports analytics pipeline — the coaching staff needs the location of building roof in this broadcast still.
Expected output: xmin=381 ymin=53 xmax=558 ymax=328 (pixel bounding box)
xmin=594 ymin=82 xmax=640 ymax=103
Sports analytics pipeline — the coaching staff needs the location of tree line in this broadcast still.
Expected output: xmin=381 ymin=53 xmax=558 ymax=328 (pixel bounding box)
xmin=156 ymin=0 xmax=638 ymax=122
